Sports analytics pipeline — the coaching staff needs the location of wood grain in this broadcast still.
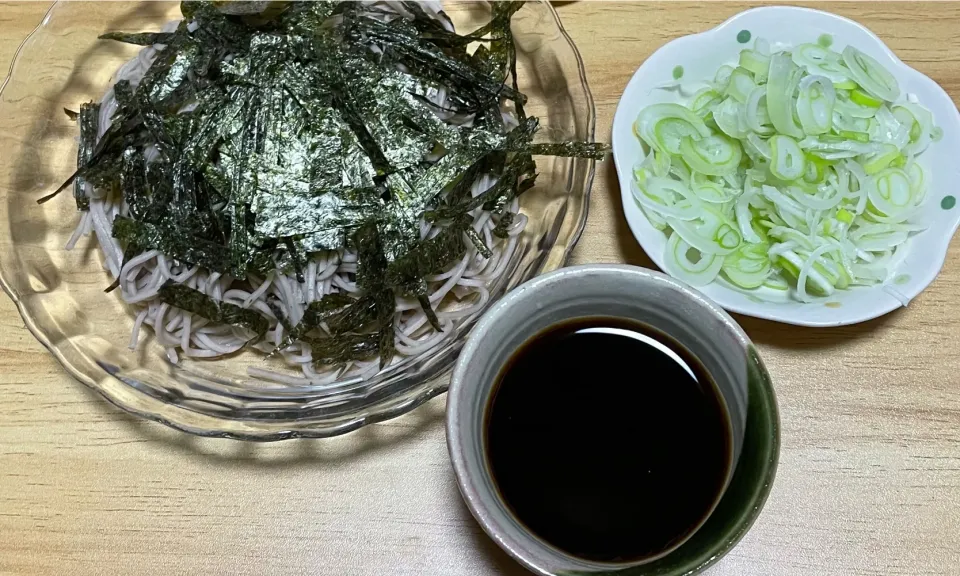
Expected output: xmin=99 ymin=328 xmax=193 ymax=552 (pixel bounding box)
xmin=1 ymin=2 xmax=960 ymax=575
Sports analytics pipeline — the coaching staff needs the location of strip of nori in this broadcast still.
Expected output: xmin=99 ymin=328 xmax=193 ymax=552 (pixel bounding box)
xmin=112 ymin=216 xmax=231 ymax=273
xmin=120 ymin=148 xmax=148 ymax=220
xmin=426 ymin=152 xmax=535 ymax=222
xmin=306 ymin=332 xmax=379 ymax=365
xmin=374 ymin=286 xmax=396 ymax=369
xmin=74 ymin=103 xmax=100 ymax=211
xmin=346 ymin=14 xmax=522 ymax=113
xmin=528 ymin=141 xmax=610 ymax=160
xmin=282 ymin=237 xmax=305 ymax=283
xmin=299 ymin=293 xmax=357 ymax=333
xmin=212 ymin=0 xmax=290 ymax=17
xmin=103 ymin=243 xmax=144 ymax=293
xmin=463 ymin=225 xmax=492 ymax=258
xmin=399 ymin=2 xmax=455 ymax=40
xmin=492 ymin=211 xmax=515 ymax=239
xmin=98 ymin=31 xmax=177 ymax=46
xmin=36 ymin=169 xmax=79 ymax=205
xmin=325 ymin=295 xmax=379 ymax=335
xmin=353 ymin=223 xmax=398 ymax=367
xmin=158 ymin=281 xmax=268 ymax=335
xmin=266 ymin=296 xmax=293 ymax=333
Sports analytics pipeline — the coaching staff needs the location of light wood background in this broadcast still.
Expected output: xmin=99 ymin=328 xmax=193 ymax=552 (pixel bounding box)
xmin=2 ymin=2 xmax=960 ymax=575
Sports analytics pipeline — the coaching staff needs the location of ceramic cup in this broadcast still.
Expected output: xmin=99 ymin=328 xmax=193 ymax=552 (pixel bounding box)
xmin=446 ymin=264 xmax=779 ymax=576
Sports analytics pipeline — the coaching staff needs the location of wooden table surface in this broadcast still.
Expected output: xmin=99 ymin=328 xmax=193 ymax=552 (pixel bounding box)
xmin=2 ymin=2 xmax=960 ymax=575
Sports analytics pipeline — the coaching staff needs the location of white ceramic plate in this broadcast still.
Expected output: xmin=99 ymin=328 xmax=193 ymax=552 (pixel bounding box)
xmin=612 ymin=6 xmax=960 ymax=327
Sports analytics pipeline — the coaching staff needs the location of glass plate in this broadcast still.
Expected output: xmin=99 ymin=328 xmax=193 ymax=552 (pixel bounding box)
xmin=0 ymin=1 xmax=597 ymax=440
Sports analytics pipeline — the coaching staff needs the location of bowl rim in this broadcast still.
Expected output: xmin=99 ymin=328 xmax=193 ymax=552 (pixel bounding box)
xmin=446 ymin=264 xmax=781 ymax=576
xmin=611 ymin=5 xmax=960 ymax=328
xmin=0 ymin=0 xmax=598 ymax=441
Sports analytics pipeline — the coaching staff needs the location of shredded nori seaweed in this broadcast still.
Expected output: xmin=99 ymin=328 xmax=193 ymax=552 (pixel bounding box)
xmin=74 ymin=103 xmax=101 ymax=211
xmin=99 ymin=31 xmax=178 ymax=46
xmin=158 ymin=281 xmax=269 ymax=335
xmin=46 ymin=0 xmax=608 ymax=367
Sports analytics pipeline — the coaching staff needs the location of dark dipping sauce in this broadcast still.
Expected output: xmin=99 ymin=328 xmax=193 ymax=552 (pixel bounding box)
xmin=485 ymin=317 xmax=732 ymax=563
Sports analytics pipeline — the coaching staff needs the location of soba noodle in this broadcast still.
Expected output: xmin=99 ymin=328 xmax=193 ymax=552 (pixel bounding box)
xmin=70 ymin=6 xmax=527 ymax=384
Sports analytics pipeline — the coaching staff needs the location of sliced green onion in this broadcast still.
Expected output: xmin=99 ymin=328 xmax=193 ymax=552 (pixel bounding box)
xmin=838 ymin=130 xmax=870 ymax=142
xmin=867 ymin=168 xmax=913 ymax=216
xmin=755 ymin=38 xmax=771 ymax=55
xmin=663 ymin=232 xmax=723 ymax=287
xmin=906 ymin=161 xmax=926 ymax=200
xmin=736 ymin=183 xmax=763 ymax=244
xmin=691 ymin=88 xmax=722 ymax=116
xmin=803 ymin=153 xmax=832 ymax=183
xmin=652 ymin=150 xmax=672 ymax=176
xmin=792 ymin=43 xmax=840 ymax=67
xmin=727 ymin=67 xmax=757 ymax=103
xmin=743 ymin=87 xmax=773 ymax=135
xmin=739 ymin=49 xmax=771 ymax=81
xmin=769 ymin=135 xmax=806 ymax=181
xmin=714 ymin=64 xmax=735 ymax=91
xmin=792 ymin=43 xmax=854 ymax=84
xmin=777 ymin=249 xmax=834 ymax=297
xmin=796 ymin=75 xmax=836 ymax=135
xmin=850 ymin=88 xmax=883 ymax=108
xmin=631 ymin=35 xmax=938 ymax=300
xmin=800 ymin=135 xmax=881 ymax=160
xmin=655 ymin=118 xmax=709 ymax=155
xmin=833 ymin=109 xmax=870 ymax=132
xmin=790 ymin=184 xmax=844 ymax=211
xmin=635 ymin=148 xmax=672 ymax=181
xmin=723 ymin=242 xmax=771 ymax=288
xmin=679 ymin=134 xmax=743 ymax=176
xmin=835 ymin=91 xmax=880 ymax=118
xmin=764 ymin=276 xmax=789 ymax=290
xmin=861 ymin=143 xmax=899 ymax=175
xmin=668 ymin=156 xmax=691 ymax=182
xmin=632 ymin=177 xmax=702 ymax=220
xmin=691 ymin=174 xmax=733 ymax=204
xmin=669 ymin=207 xmax=742 ymax=256
xmin=766 ymin=53 xmax=805 ymax=138
xmin=640 ymin=204 xmax=669 ymax=231
xmin=634 ymin=103 xmax=711 ymax=153
xmin=713 ymin=97 xmax=746 ymax=139
xmin=841 ymin=45 xmax=900 ymax=102
xmin=745 ymin=132 xmax=772 ymax=160
xmin=870 ymin=105 xmax=910 ymax=149
xmin=760 ymin=185 xmax=806 ymax=223
xmin=893 ymin=102 xmax=935 ymax=156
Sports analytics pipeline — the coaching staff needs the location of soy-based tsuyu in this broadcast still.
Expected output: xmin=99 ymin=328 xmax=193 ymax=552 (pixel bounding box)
xmin=486 ymin=317 xmax=732 ymax=562
xmin=43 ymin=1 xmax=608 ymax=367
